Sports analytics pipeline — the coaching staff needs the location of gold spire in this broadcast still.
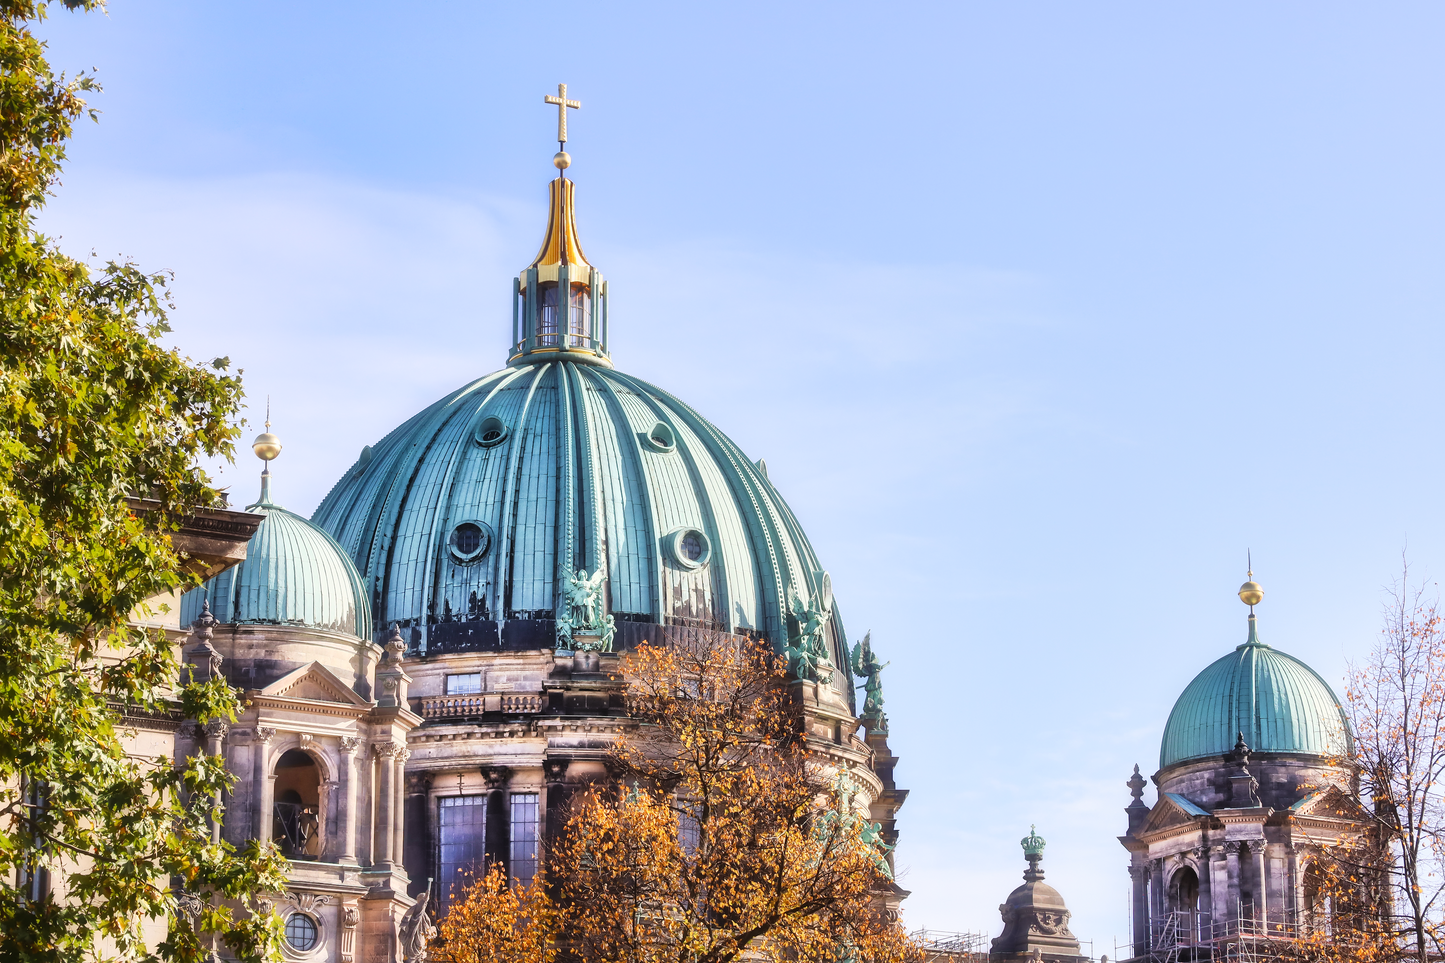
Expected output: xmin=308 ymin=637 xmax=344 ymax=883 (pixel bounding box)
xmin=251 ymin=397 xmax=281 ymax=464
xmin=527 ymin=83 xmax=590 ymax=272
xmin=528 ymin=168 xmax=591 ymax=272
xmin=1238 ymin=552 xmax=1263 ymax=610
xmin=248 ymin=398 xmax=282 ymax=509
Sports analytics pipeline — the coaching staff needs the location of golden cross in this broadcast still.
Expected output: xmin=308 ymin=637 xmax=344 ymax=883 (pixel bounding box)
xmin=544 ymin=83 xmax=581 ymax=145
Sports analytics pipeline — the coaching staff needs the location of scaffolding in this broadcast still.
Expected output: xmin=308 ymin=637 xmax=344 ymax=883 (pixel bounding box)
xmin=909 ymin=929 xmax=992 ymax=963
xmin=1124 ymin=907 xmax=1317 ymax=963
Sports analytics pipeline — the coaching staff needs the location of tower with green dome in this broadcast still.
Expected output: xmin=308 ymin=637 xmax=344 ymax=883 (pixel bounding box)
xmin=1117 ymin=572 xmax=1370 ymax=961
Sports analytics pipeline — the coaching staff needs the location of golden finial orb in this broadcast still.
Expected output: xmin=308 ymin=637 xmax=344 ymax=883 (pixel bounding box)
xmin=1238 ymin=574 xmax=1263 ymax=607
xmin=252 ymin=429 xmax=281 ymax=463
xmin=553 ymin=151 xmax=571 ymax=170
xmin=251 ymin=400 xmax=282 ymax=463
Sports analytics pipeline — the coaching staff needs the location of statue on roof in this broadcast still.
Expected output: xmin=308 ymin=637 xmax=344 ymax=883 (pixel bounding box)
xmin=558 ymin=566 xmax=615 ymax=652
xmin=849 ymin=631 xmax=889 ymax=732
xmin=784 ymin=583 xmax=833 ymax=683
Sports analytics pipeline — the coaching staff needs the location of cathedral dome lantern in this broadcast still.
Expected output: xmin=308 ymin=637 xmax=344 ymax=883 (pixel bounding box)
xmin=510 ymin=83 xmax=610 ymax=368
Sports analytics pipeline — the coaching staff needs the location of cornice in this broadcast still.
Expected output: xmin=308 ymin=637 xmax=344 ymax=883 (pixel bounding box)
xmin=247 ymin=695 xmax=371 ymax=720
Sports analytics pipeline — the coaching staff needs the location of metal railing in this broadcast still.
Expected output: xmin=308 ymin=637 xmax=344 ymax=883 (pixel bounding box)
xmin=273 ymin=801 xmax=318 ymax=857
xmin=513 ymin=334 xmax=605 ymax=355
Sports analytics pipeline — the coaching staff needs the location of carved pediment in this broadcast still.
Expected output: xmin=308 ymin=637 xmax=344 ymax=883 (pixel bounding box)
xmin=1141 ymin=793 xmax=1210 ymax=837
xmin=260 ymin=662 xmax=370 ymax=707
xmin=1291 ymin=785 xmax=1369 ymax=822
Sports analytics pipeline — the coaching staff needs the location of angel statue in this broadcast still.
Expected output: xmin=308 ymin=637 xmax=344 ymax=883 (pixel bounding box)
xmin=565 ymin=567 xmax=607 ymax=625
xmin=849 ymin=631 xmax=889 ymax=731
xmin=558 ymin=567 xmax=615 ymax=652
xmin=398 ymin=880 xmax=437 ymax=963
xmin=784 ymin=583 xmax=832 ymax=683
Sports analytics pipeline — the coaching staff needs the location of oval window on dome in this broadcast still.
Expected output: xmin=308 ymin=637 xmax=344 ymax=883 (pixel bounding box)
xmin=449 ymin=521 xmax=492 ymax=563
xmin=666 ymin=527 xmax=711 ymax=570
xmin=473 ymin=416 xmax=508 ymax=448
xmin=641 ymin=422 xmax=676 ymax=453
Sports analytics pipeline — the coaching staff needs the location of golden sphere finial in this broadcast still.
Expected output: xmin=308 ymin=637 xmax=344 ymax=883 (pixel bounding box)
xmin=553 ymin=151 xmax=571 ymax=170
xmin=251 ymin=397 xmax=282 ymax=463
xmin=1238 ymin=570 xmax=1263 ymax=607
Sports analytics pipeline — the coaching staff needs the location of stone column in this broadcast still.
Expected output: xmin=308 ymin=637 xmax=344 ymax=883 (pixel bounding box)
xmin=1151 ymin=858 xmax=1166 ymax=934
xmin=1130 ymin=864 xmax=1150 ymax=958
xmin=204 ymin=721 xmax=229 ymax=845
xmin=483 ymin=766 xmax=513 ymax=872
xmin=392 ymin=747 xmax=409 ymax=874
xmin=339 ymin=737 xmax=360 ymax=862
xmin=1225 ymin=842 xmax=1242 ymax=924
xmin=1251 ymin=843 xmax=1269 ymax=925
xmin=1197 ymin=847 xmax=1214 ymax=937
xmin=1285 ymin=845 xmax=1301 ymax=933
xmin=252 ymin=727 xmax=275 ymax=842
xmin=374 ymin=743 xmax=396 ymax=866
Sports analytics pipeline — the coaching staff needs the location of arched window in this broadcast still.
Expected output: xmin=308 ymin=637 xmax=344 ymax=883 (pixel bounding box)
xmin=537 ymin=282 xmax=559 ymax=345
xmin=272 ymin=749 xmax=322 ymax=858
xmin=568 ymin=283 xmax=590 ymax=347
xmin=1169 ymin=866 xmax=1199 ymax=944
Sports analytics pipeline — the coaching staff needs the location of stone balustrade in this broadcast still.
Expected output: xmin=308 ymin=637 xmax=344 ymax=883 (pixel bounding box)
xmin=419 ymin=693 xmax=544 ymax=718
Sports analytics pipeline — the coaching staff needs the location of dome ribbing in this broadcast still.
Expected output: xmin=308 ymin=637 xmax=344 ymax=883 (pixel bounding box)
xmin=1159 ymin=618 xmax=1351 ymax=770
xmin=310 ymin=363 xmax=843 ymax=668
xmin=181 ymin=498 xmax=372 ymax=641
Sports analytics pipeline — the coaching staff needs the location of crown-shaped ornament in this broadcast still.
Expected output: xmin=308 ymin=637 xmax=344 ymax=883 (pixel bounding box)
xmin=1021 ymin=825 xmax=1046 ymax=859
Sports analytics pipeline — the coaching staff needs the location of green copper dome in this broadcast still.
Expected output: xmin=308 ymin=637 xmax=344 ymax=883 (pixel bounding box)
xmin=181 ymin=478 xmax=372 ymax=641
xmin=310 ymin=364 xmax=843 ymax=665
xmin=1159 ymin=616 xmax=1351 ymax=770
xmin=308 ymin=166 xmax=853 ymax=704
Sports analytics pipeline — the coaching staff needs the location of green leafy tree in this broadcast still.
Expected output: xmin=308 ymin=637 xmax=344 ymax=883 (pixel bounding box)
xmin=0 ymin=2 xmax=287 ymax=960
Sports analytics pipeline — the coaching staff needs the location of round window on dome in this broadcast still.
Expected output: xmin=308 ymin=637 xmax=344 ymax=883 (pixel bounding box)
xmin=666 ymin=527 xmax=711 ymax=570
xmin=285 ymin=913 xmax=318 ymax=951
xmin=473 ymin=416 xmax=508 ymax=448
xmin=641 ymin=422 xmax=676 ymax=453
xmin=449 ymin=521 xmax=492 ymax=563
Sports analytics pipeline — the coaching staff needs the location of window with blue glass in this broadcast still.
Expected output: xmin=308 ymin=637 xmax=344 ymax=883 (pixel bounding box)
xmin=438 ymin=795 xmax=488 ymax=909
xmin=510 ymin=793 xmax=540 ymax=883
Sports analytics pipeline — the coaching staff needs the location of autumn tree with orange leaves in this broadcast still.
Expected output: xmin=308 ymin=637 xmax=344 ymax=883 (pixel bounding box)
xmin=1334 ymin=560 xmax=1445 ymax=963
xmin=436 ymin=633 xmax=918 ymax=963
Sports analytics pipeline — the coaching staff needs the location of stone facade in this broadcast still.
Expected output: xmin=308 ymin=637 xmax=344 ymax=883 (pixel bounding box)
xmin=178 ymin=613 xmax=902 ymax=963
xmin=1119 ymin=739 xmax=1370 ymax=961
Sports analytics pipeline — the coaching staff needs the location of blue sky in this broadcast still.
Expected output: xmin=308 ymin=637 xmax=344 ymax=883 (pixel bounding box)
xmin=35 ymin=1 xmax=1445 ymax=948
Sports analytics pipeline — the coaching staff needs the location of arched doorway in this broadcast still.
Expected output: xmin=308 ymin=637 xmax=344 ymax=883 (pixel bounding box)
xmin=272 ymin=748 xmax=322 ymax=858
xmin=1169 ymin=866 xmax=1200 ymax=945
